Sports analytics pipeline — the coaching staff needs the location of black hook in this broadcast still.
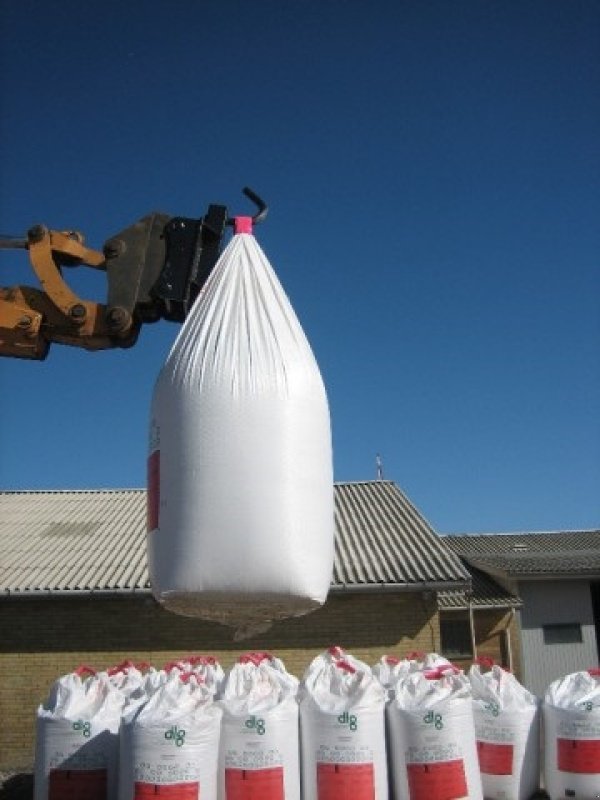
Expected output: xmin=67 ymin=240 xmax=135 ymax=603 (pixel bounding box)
xmin=226 ymin=187 xmax=268 ymax=226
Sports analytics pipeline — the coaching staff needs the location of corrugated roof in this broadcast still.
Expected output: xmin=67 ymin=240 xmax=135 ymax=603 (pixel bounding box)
xmin=331 ymin=482 xmax=469 ymax=589
xmin=0 ymin=482 xmax=470 ymax=595
xmin=0 ymin=489 xmax=149 ymax=593
xmin=443 ymin=531 xmax=600 ymax=577
xmin=438 ymin=565 xmax=521 ymax=610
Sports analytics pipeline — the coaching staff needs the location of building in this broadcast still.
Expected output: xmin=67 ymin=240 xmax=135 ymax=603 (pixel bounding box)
xmin=0 ymin=481 xmax=519 ymax=770
xmin=444 ymin=531 xmax=600 ymax=697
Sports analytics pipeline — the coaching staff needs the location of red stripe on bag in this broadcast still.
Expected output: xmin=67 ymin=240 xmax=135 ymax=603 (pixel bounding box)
xmin=49 ymin=769 xmax=107 ymax=800
xmin=477 ymin=741 xmax=514 ymax=775
xmin=406 ymin=760 xmax=467 ymax=800
xmin=147 ymin=450 xmax=160 ymax=531
xmin=225 ymin=767 xmax=284 ymax=800
xmin=317 ymin=763 xmax=375 ymax=800
xmin=134 ymin=782 xmax=199 ymax=798
xmin=557 ymin=738 xmax=600 ymax=774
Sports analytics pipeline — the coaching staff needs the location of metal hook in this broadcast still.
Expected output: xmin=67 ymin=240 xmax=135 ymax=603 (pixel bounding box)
xmin=226 ymin=187 xmax=268 ymax=226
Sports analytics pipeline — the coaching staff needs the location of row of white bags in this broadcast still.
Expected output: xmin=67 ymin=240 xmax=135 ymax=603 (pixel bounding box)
xmin=34 ymin=651 xmax=600 ymax=800
xmin=32 ymin=650 xmax=482 ymax=800
xmin=378 ymin=653 xmax=600 ymax=800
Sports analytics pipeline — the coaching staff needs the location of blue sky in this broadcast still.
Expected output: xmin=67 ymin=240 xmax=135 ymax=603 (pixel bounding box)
xmin=1 ymin=0 xmax=598 ymax=534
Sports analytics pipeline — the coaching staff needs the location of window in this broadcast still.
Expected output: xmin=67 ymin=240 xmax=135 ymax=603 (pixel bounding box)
xmin=543 ymin=623 xmax=582 ymax=645
xmin=440 ymin=614 xmax=473 ymax=658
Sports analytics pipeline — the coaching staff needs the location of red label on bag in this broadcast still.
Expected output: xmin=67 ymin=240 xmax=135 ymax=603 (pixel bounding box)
xmin=48 ymin=768 xmax=107 ymax=800
xmin=147 ymin=450 xmax=160 ymax=530
xmin=477 ymin=741 xmax=514 ymax=775
xmin=406 ymin=760 xmax=467 ymax=800
xmin=134 ymin=782 xmax=199 ymax=798
xmin=225 ymin=767 xmax=284 ymax=800
xmin=317 ymin=763 xmax=375 ymax=800
xmin=558 ymin=738 xmax=600 ymax=774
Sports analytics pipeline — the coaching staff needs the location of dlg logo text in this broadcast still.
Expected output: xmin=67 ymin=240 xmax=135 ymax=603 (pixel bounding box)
xmin=72 ymin=720 xmax=91 ymax=738
xmin=164 ymin=726 xmax=186 ymax=747
xmin=337 ymin=712 xmax=358 ymax=731
xmin=423 ymin=711 xmax=444 ymax=729
xmin=245 ymin=716 xmax=266 ymax=735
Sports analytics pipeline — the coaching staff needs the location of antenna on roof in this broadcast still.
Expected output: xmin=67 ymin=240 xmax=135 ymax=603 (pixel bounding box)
xmin=376 ymin=453 xmax=384 ymax=480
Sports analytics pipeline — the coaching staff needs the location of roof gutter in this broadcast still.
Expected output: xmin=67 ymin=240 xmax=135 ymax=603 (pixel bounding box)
xmin=3 ymin=588 xmax=152 ymax=597
xmin=329 ymin=580 xmax=470 ymax=594
xmin=4 ymin=579 xmax=471 ymax=598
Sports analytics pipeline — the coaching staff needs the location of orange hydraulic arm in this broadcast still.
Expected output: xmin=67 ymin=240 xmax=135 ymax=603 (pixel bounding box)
xmin=0 ymin=188 xmax=267 ymax=360
xmin=0 ymin=226 xmax=131 ymax=359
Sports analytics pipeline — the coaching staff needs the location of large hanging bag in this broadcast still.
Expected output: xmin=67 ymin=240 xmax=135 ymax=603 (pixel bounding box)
xmin=147 ymin=220 xmax=334 ymax=638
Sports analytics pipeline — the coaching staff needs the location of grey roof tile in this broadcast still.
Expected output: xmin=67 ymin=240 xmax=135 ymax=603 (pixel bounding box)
xmin=332 ymin=481 xmax=469 ymax=588
xmin=443 ymin=531 xmax=600 ymax=576
xmin=438 ymin=565 xmax=521 ymax=609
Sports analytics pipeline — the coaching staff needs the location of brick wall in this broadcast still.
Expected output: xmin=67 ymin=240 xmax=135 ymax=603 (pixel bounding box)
xmin=0 ymin=591 xmax=440 ymax=770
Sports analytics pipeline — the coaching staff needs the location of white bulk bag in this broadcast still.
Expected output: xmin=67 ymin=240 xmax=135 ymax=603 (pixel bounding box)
xmin=300 ymin=658 xmax=388 ymax=800
xmin=119 ymin=673 xmax=222 ymax=800
xmin=218 ymin=657 xmax=300 ymax=800
xmin=164 ymin=655 xmax=224 ymax=696
xmin=469 ymin=664 xmax=540 ymax=800
xmin=543 ymin=669 xmax=600 ymax=800
xmin=117 ymin=669 xmax=170 ymax=800
xmin=147 ymin=229 xmax=334 ymax=638
xmin=388 ymin=670 xmax=483 ymax=800
xmin=373 ymin=656 xmax=419 ymax=698
xmin=235 ymin=651 xmax=292 ymax=678
xmin=373 ymin=652 xmax=455 ymax=696
xmin=304 ymin=646 xmax=373 ymax=678
xmin=107 ymin=661 xmax=147 ymax=698
xmin=420 ymin=652 xmax=456 ymax=674
xmin=34 ymin=668 xmax=124 ymax=800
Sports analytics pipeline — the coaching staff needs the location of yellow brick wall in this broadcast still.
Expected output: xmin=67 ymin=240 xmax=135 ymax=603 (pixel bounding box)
xmin=0 ymin=591 xmax=440 ymax=770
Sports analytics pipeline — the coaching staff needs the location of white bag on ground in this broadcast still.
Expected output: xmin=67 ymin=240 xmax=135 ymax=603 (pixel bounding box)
xmin=34 ymin=667 xmax=124 ymax=800
xmin=119 ymin=672 xmax=222 ymax=800
xmin=543 ymin=669 xmax=600 ymax=800
xmin=164 ymin=655 xmax=225 ymax=696
xmin=300 ymin=656 xmax=388 ymax=800
xmin=147 ymin=228 xmax=334 ymax=638
xmin=388 ymin=670 xmax=483 ymax=800
xmin=420 ymin=652 xmax=456 ymax=674
xmin=117 ymin=669 xmax=169 ymax=800
xmin=235 ymin=651 xmax=291 ymax=678
xmin=107 ymin=661 xmax=148 ymax=698
xmin=373 ymin=652 xmax=455 ymax=696
xmin=373 ymin=656 xmax=420 ymax=699
xmin=304 ymin=645 xmax=373 ymax=678
xmin=469 ymin=664 xmax=539 ymax=800
xmin=218 ymin=656 xmax=300 ymax=800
